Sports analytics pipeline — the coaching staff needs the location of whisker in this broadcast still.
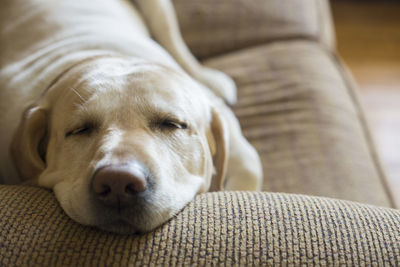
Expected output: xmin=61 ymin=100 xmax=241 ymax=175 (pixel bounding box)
xmin=70 ymin=87 xmax=86 ymax=102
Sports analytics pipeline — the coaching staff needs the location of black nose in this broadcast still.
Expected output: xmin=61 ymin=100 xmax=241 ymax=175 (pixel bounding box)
xmin=92 ymin=163 xmax=148 ymax=207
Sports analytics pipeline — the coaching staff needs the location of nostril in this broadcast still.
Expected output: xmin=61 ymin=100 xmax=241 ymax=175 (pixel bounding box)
xmin=125 ymin=175 xmax=147 ymax=194
xmin=98 ymin=184 xmax=111 ymax=197
xmin=125 ymin=183 xmax=139 ymax=195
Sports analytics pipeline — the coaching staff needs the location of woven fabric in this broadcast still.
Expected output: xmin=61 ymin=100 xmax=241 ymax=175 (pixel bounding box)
xmin=0 ymin=185 xmax=399 ymax=266
xmin=203 ymin=40 xmax=394 ymax=207
xmin=173 ymin=0 xmax=335 ymax=59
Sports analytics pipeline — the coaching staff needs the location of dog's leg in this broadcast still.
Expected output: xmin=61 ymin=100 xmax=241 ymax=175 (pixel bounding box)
xmin=133 ymin=0 xmax=237 ymax=104
xmin=218 ymin=103 xmax=263 ymax=191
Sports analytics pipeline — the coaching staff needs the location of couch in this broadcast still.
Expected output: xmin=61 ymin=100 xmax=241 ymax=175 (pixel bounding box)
xmin=1 ymin=0 xmax=399 ymax=266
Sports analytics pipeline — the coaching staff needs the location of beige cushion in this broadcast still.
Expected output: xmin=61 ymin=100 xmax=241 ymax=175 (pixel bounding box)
xmin=204 ymin=40 xmax=393 ymax=207
xmin=173 ymin=0 xmax=335 ymax=59
xmin=0 ymin=185 xmax=399 ymax=266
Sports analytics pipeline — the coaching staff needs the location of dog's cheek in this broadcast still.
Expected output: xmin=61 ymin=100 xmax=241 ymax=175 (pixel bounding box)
xmin=186 ymin=137 xmax=208 ymax=178
xmin=169 ymin=133 xmax=206 ymax=179
xmin=169 ymin=134 xmax=213 ymax=195
xmin=53 ymin=179 xmax=97 ymax=226
xmin=38 ymin=136 xmax=92 ymax=188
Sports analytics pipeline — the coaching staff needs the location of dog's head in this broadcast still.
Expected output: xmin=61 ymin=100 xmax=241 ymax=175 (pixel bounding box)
xmin=11 ymin=57 xmax=229 ymax=234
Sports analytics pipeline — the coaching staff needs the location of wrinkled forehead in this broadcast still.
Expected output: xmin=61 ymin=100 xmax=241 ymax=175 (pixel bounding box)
xmin=86 ymin=65 xmax=191 ymax=106
xmin=52 ymin=57 xmax=211 ymax=122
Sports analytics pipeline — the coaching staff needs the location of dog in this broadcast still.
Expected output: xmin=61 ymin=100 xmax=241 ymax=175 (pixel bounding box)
xmin=0 ymin=0 xmax=263 ymax=234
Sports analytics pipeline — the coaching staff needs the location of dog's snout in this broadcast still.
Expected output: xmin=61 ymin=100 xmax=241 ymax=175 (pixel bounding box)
xmin=92 ymin=163 xmax=148 ymax=207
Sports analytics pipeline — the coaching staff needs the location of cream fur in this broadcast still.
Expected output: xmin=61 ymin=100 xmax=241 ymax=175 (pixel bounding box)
xmin=0 ymin=0 xmax=262 ymax=233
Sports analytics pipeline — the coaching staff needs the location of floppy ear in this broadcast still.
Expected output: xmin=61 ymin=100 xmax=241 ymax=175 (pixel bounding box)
xmin=207 ymin=108 xmax=229 ymax=191
xmin=10 ymin=106 xmax=48 ymax=182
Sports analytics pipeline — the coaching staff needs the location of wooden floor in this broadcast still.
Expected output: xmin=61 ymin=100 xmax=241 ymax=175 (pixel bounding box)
xmin=331 ymin=1 xmax=400 ymax=207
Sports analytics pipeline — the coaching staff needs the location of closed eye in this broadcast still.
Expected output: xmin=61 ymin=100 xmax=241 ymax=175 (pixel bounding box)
xmin=159 ymin=119 xmax=188 ymax=130
xmin=65 ymin=124 xmax=94 ymax=138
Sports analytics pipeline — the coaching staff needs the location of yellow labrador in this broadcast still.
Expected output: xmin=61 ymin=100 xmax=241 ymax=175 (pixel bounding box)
xmin=0 ymin=0 xmax=262 ymax=234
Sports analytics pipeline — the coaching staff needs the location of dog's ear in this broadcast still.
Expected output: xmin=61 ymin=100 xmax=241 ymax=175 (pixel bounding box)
xmin=207 ymin=108 xmax=229 ymax=191
xmin=10 ymin=106 xmax=48 ymax=182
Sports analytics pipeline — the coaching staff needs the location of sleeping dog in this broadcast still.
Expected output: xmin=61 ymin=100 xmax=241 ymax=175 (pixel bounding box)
xmin=0 ymin=0 xmax=262 ymax=234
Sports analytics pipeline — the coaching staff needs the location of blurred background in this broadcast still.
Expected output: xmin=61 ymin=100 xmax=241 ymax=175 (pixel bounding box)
xmin=331 ymin=0 xmax=400 ymax=205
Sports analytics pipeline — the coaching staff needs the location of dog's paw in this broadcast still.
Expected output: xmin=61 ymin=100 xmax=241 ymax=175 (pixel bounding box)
xmin=195 ymin=67 xmax=237 ymax=105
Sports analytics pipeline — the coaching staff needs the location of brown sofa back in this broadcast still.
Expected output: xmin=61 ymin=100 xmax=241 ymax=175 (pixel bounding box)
xmin=173 ymin=0 xmax=335 ymax=59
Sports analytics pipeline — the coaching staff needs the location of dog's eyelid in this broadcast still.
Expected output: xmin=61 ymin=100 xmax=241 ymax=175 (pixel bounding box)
xmin=154 ymin=117 xmax=189 ymax=131
xmin=162 ymin=119 xmax=188 ymax=130
xmin=65 ymin=122 xmax=96 ymax=138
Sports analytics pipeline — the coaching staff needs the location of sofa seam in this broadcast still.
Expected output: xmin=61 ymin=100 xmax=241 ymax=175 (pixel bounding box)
xmin=330 ymin=54 xmax=397 ymax=209
xmin=315 ymin=0 xmax=396 ymax=208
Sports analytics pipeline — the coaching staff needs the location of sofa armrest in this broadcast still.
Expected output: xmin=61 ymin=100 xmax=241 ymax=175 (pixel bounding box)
xmin=1 ymin=185 xmax=399 ymax=266
xmin=202 ymin=40 xmax=394 ymax=207
xmin=173 ymin=0 xmax=335 ymax=59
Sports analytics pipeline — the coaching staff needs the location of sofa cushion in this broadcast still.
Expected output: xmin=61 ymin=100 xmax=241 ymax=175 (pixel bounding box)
xmin=0 ymin=185 xmax=399 ymax=266
xmin=204 ymin=40 xmax=394 ymax=207
xmin=173 ymin=0 xmax=335 ymax=59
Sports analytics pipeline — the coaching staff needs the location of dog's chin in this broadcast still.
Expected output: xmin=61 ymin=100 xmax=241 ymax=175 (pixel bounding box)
xmin=93 ymin=212 xmax=167 ymax=235
xmin=97 ymin=220 xmax=141 ymax=235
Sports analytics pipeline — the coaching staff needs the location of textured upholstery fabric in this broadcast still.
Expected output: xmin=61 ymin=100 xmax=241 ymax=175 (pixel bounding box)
xmin=1 ymin=186 xmax=399 ymax=266
xmin=173 ymin=0 xmax=335 ymax=59
xmin=203 ymin=40 xmax=394 ymax=207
